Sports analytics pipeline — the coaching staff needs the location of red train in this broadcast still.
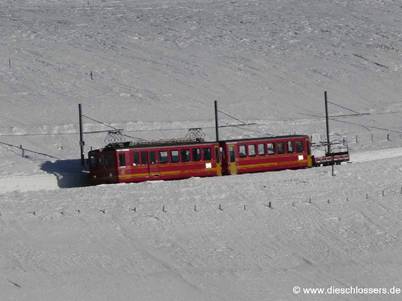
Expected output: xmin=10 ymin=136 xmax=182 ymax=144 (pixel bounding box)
xmin=88 ymin=135 xmax=313 ymax=184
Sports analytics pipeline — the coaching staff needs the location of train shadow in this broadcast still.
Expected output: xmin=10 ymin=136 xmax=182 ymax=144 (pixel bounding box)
xmin=40 ymin=159 xmax=90 ymax=188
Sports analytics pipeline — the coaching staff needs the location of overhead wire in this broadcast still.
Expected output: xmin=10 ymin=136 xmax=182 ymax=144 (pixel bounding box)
xmin=327 ymin=100 xmax=361 ymax=114
xmin=218 ymin=110 xmax=249 ymax=124
xmin=81 ymin=114 xmax=121 ymax=131
xmin=0 ymin=140 xmax=60 ymax=159
xmin=326 ymin=100 xmax=402 ymax=133
xmin=217 ymin=109 xmax=273 ymax=136
xmin=300 ymin=99 xmax=402 ymax=134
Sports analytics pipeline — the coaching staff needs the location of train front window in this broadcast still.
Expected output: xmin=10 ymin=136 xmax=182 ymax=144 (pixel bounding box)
xmin=257 ymin=143 xmax=265 ymax=155
xmin=267 ymin=143 xmax=275 ymax=155
xmin=181 ymin=149 xmax=190 ymax=162
xmin=287 ymin=141 xmax=294 ymax=153
xmin=118 ymin=153 xmax=126 ymax=167
xmin=192 ymin=148 xmax=201 ymax=161
xmin=89 ymin=155 xmax=97 ymax=168
xmin=203 ymin=148 xmax=211 ymax=160
xmin=248 ymin=144 xmax=256 ymax=156
xmin=171 ymin=150 xmax=179 ymax=163
xmin=141 ymin=151 xmax=148 ymax=164
xmin=159 ymin=151 xmax=168 ymax=163
xmin=295 ymin=141 xmax=304 ymax=153
xmin=105 ymin=157 xmax=112 ymax=167
xmin=239 ymin=145 xmax=246 ymax=157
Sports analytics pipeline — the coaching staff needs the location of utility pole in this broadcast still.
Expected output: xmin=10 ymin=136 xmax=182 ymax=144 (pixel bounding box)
xmin=324 ymin=91 xmax=335 ymax=176
xmin=324 ymin=91 xmax=330 ymax=155
xmin=214 ymin=100 xmax=219 ymax=142
xmin=78 ymin=104 xmax=85 ymax=167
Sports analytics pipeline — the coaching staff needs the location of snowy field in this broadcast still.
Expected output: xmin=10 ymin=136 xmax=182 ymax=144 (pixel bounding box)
xmin=2 ymin=156 xmax=402 ymax=300
xmin=1 ymin=0 xmax=402 ymax=300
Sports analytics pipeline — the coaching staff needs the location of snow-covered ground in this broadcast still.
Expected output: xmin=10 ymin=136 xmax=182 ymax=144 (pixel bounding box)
xmin=1 ymin=0 xmax=402 ymax=300
xmin=2 ymin=156 xmax=402 ymax=300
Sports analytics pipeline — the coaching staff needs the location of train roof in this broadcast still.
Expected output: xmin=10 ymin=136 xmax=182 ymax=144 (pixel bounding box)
xmin=90 ymin=134 xmax=309 ymax=152
xmin=222 ymin=134 xmax=309 ymax=143
xmin=101 ymin=138 xmax=215 ymax=150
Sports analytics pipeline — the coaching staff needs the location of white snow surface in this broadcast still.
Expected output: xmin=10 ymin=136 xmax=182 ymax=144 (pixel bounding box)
xmin=1 ymin=0 xmax=402 ymax=300
xmin=2 ymin=157 xmax=402 ymax=300
xmin=351 ymin=147 xmax=402 ymax=163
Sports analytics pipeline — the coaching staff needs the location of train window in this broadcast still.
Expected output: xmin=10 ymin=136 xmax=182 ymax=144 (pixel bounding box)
xmin=229 ymin=145 xmax=235 ymax=162
xmin=267 ymin=143 xmax=275 ymax=155
xmin=89 ymin=155 xmax=97 ymax=168
xmin=287 ymin=141 xmax=294 ymax=153
xmin=248 ymin=144 xmax=256 ymax=156
xmin=181 ymin=149 xmax=190 ymax=162
xmin=141 ymin=151 xmax=148 ymax=164
xmin=276 ymin=142 xmax=285 ymax=154
xmin=118 ymin=153 xmax=126 ymax=167
xmin=257 ymin=143 xmax=265 ymax=155
xmin=192 ymin=148 xmax=201 ymax=161
xmin=133 ymin=152 xmax=140 ymax=165
xmin=150 ymin=152 xmax=156 ymax=164
xmin=203 ymin=148 xmax=211 ymax=160
xmin=239 ymin=145 xmax=246 ymax=157
xmin=215 ymin=147 xmax=220 ymax=163
xmin=159 ymin=151 xmax=169 ymax=163
xmin=171 ymin=150 xmax=179 ymax=163
xmin=295 ymin=141 xmax=304 ymax=153
xmin=105 ymin=157 xmax=112 ymax=167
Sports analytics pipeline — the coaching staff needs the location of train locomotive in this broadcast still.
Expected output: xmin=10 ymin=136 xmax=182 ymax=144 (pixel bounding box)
xmin=88 ymin=135 xmax=313 ymax=184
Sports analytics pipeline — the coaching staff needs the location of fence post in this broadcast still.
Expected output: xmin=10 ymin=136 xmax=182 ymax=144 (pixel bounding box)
xmin=19 ymin=144 xmax=24 ymax=157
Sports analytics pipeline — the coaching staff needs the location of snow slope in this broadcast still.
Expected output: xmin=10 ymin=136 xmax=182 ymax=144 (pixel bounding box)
xmin=2 ymin=156 xmax=402 ymax=300
xmin=1 ymin=0 xmax=402 ymax=124
xmin=1 ymin=0 xmax=402 ymax=299
xmin=1 ymin=0 xmax=401 ymax=176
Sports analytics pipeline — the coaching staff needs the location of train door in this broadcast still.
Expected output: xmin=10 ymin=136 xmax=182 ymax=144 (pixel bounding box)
xmin=100 ymin=151 xmax=116 ymax=182
xmin=117 ymin=150 xmax=128 ymax=180
xmin=214 ymin=145 xmax=222 ymax=176
xmin=140 ymin=151 xmax=151 ymax=179
xmin=148 ymin=150 xmax=160 ymax=178
xmin=305 ymin=138 xmax=313 ymax=167
xmin=227 ymin=143 xmax=237 ymax=175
